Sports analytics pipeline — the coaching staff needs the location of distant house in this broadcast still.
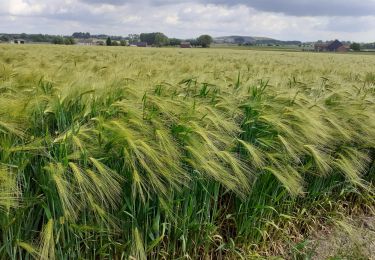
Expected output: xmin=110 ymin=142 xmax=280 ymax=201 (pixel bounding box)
xmin=314 ymin=43 xmax=327 ymax=52
xmin=94 ymin=40 xmax=105 ymax=46
xmin=136 ymin=42 xmax=147 ymax=47
xmin=314 ymin=40 xmax=349 ymax=52
xmin=325 ymin=40 xmax=346 ymax=52
xmin=336 ymin=45 xmax=350 ymax=52
xmin=180 ymin=41 xmax=192 ymax=48
xmin=76 ymin=39 xmax=93 ymax=46
xmin=301 ymin=43 xmax=315 ymax=51
xmin=13 ymin=39 xmax=25 ymax=44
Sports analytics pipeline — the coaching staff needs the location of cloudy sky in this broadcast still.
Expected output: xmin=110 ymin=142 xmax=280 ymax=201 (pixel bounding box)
xmin=1 ymin=0 xmax=375 ymax=41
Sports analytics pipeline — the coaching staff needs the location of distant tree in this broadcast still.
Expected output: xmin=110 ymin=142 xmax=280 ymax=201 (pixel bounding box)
xmin=189 ymin=39 xmax=199 ymax=47
xmin=52 ymin=36 xmax=64 ymax=44
xmin=140 ymin=32 xmax=169 ymax=46
xmin=197 ymin=35 xmax=213 ymax=48
xmin=63 ymin=37 xmax=75 ymax=45
xmin=128 ymin=34 xmax=140 ymax=44
xmin=0 ymin=35 xmax=9 ymax=42
xmin=350 ymin=42 xmax=361 ymax=51
xmin=30 ymin=34 xmax=44 ymax=42
xmin=112 ymin=40 xmax=119 ymax=46
xmin=140 ymin=33 xmax=152 ymax=45
xmin=106 ymin=37 xmax=112 ymax=46
xmin=120 ymin=40 xmax=127 ymax=46
xmin=362 ymin=42 xmax=375 ymax=49
xmin=170 ymin=38 xmax=181 ymax=46
xmin=63 ymin=38 xmax=69 ymax=45
xmin=155 ymin=33 xmax=169 ymax=47
xmin=72 ymin=32 xmax=91 ymax=39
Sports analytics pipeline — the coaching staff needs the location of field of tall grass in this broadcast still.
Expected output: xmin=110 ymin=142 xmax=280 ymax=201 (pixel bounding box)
xmin=0 ymin=45 xmax=374 ymax=259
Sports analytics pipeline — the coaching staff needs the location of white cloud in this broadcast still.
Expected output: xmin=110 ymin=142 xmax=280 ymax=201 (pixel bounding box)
xmin=165 ymin=15 xmax=179 ymax=25
xmin=8 ymin=0 xmax=46 ymax=15
xmin=121 ymin=15 xmax=141 ymax=23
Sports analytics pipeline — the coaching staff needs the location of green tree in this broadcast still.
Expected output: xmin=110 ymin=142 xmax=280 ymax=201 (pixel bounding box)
xmin=0 ymin=35 xmax=9 ymax=42
xmin=155 ymin=33 xmax=169 ymax=47
xmin=128 ymin=34 xmax=140 ymax=44
xmin=168 ymin=38 xmax=181 ymax=46
xmin=190 ymin=39 xmax=199 ymax=47
xmin=63 ymin=37 xmax=75 ymax=45
xmin=140 ymin=33 xmax=154 ymax=45
xmin=197 ymin=35 xmax=213 ymax=48
xmin=140 ymin=32 xmax=169 ymax=46
xmin=51 ymin=36 xmax=64 ymax=44
xmin=350 ymin=42 xmax=360 ymax=51
xmin=72 ymin=32 xmax=90 ymax=39
xmin=106 ymin=37 xmax=112 ymax=46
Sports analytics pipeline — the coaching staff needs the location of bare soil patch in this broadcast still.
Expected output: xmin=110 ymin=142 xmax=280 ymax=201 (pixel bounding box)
xmin=309 ymin=216 xmax=375 ymax=260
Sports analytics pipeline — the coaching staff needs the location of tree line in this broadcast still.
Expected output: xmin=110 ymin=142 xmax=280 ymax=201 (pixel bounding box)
xmin=4 ymin=32 xmax=371 ymax=50
xmin=0 ymin=32 xmax=214 ymax=48
xmin=105 ymin=32 xmax=213 ymax=48
xmin=0 ymin=34 xmax=75 ymax=45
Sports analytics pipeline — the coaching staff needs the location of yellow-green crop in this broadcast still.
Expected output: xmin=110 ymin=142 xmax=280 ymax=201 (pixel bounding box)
xmin=0 ymin=44 xmax=374 ymax=258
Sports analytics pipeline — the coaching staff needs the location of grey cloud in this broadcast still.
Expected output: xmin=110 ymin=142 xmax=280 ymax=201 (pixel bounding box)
xmin=210 ymin=0 xmax=375 ymax=16
xmin=318 ymin=16 xmax=375 ymax=32
xmin=79 ymin=0 xmax=375 ymax=16
xmin=79 ymin=0 xmax=128 ymax=5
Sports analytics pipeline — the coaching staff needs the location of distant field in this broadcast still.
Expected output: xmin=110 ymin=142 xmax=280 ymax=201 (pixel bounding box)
xmin=0 ymin=45 xmax=374 ymax=259
xmin=212 ymin=43 xmax=375 ymax=54
xmin=212 ymin=43 xmax=304 ymax=51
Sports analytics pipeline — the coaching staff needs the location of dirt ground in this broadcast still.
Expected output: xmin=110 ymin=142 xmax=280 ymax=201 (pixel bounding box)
xmin=307 ymin=216 xmax=375 ymax=260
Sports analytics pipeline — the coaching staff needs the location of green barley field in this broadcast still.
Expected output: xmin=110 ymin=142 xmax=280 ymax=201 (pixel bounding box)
xmin=0 ymin=45 xmax=374 ymax=259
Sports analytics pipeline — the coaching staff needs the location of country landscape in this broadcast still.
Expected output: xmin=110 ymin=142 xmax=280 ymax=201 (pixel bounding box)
xmin=0 ymin=1 xmax=374 ymax=259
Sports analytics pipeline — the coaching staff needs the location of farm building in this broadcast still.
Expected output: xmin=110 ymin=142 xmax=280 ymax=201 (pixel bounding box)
xmin=136 ymin=42 xmax=147 ymax=47
xmin=301 ymin=43 xmax=315 ymax=51
xmin=314 ymin=40 xmax=349 ymax=52
xmin=76 ymin=39 xmax=94 ymax=46
xmin=94 ymin=40 xmax=105 ymax=46
xmin=13 ymin=39 xmax=25 ymax=44
xmin=180 ymin=42 xmax=192 ymax=48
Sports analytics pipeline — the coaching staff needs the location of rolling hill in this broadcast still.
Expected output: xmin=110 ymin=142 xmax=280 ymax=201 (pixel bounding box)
xmin=214 ymin=35 xmax=301 ymax=45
